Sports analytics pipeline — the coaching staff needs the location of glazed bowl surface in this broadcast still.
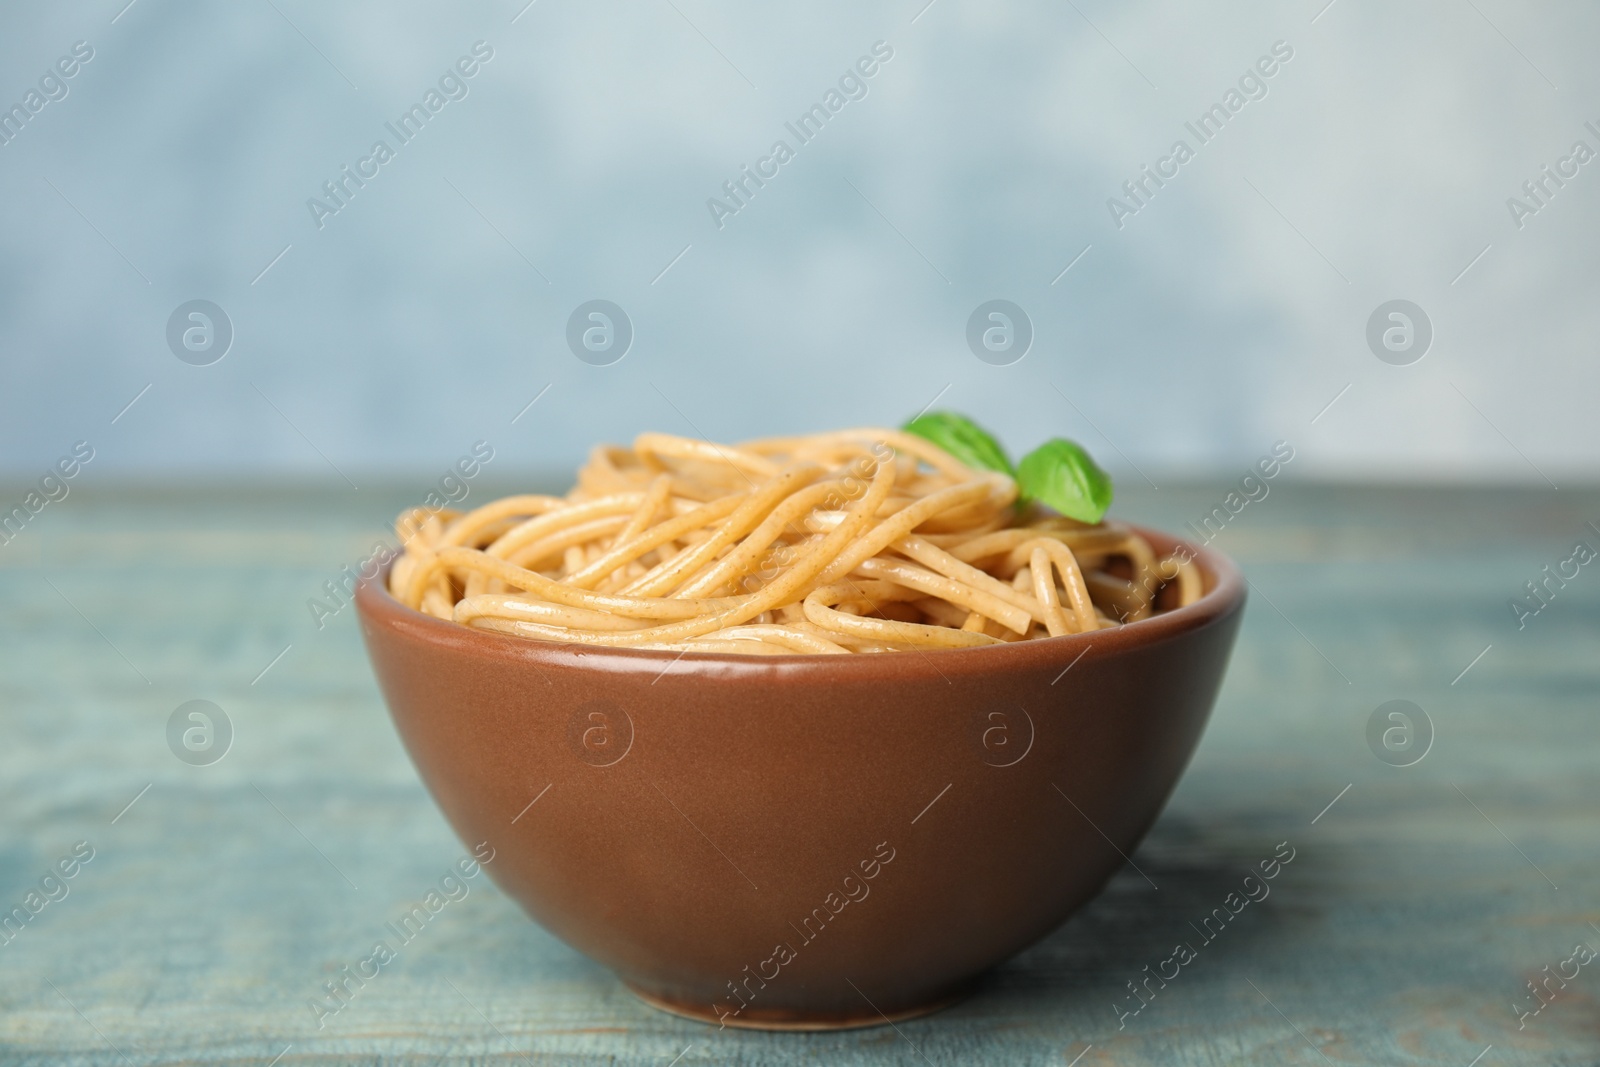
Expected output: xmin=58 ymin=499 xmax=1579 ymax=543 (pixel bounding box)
xmin=355 ymin=526 xmax=1245 ymax=1029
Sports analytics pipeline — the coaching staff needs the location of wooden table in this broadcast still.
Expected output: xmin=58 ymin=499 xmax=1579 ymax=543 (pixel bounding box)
xmin=3 ymin=484 xmax=1596 ymax=1065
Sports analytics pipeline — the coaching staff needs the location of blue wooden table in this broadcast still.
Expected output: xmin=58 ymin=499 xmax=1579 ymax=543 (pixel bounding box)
xmin=2 ymin=483 xmax=1596 ymax=1065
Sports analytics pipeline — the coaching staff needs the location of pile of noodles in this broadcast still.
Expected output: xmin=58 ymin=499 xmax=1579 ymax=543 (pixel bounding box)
xmin=387 ymin=429 xmax=1202 ymax=655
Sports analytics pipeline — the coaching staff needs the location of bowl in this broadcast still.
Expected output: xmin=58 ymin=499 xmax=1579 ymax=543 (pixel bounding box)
xmin=355 ymin=525 xmax=1245 ymax=1030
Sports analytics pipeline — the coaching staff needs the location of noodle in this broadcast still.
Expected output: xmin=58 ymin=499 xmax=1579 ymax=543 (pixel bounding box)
xmin=386 ymin=429 xmax=1204 ymax=654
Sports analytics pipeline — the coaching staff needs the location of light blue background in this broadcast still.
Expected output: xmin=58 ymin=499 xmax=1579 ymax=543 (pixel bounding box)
xmin=0 ymin=0 xmax=1594 ymax=484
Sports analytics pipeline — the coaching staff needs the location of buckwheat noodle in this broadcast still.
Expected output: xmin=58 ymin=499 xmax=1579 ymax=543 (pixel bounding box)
xmin=387 ymin=429 xmax=1203 ymax=655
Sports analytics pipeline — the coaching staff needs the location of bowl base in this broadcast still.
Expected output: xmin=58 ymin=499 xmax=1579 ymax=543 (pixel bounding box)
xmin=623 ymin=978 xmax=976 ymax=1032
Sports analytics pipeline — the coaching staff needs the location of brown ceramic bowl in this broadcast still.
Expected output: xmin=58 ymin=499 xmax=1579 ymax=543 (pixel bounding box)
xmin=356 ymin=525 xmax=1244 ymax=1030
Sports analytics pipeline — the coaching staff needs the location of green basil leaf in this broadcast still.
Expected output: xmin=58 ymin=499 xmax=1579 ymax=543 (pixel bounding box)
xmin=901 ymin=411 xmax=1014 ymax=476
xmin=1016 ymin=438 xmax=1113 ymax=524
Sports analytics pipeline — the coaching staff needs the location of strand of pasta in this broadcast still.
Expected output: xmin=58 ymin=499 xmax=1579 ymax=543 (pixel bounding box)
xmin=445 ymin=450 xmax=899 ymax=647
xmin=564 ymin=492 xmax=748 ymax=591
xmin=622 ymin=464 xmax=823 ymax=597
xmin=670 ymin=480 xmax=851 ymax=598
xmin=803 ymin=583 xmax=1002 ymax=649
xmin=439 ymin=495 xmax=566 ymax=548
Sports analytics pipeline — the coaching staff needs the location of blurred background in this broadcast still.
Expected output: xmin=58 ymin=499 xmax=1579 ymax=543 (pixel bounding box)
xmin=5 ymin=3 xmax=1598 ymax=1064
xmin=0 ymin=0 xmax=1593 ymax=486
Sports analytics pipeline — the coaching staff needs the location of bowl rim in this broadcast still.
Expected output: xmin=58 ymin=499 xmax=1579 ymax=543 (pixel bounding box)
xmin=355 ymin=523 xmax=1245 ymax=679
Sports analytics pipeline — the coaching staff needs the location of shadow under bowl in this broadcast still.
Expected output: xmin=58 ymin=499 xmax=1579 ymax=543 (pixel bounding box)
xmin=355 ymin=525 xmax=1245 ymax=1030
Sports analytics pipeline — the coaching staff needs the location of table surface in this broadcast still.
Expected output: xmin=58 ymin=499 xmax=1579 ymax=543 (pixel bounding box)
xmin=2 ymin=482 xmax=1596 ymax=1066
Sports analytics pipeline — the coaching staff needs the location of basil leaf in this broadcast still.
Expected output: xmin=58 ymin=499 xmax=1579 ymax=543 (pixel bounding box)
xmin=1016 ymin=438 xmax=1113 ymax=524
xmin=901 ymin=412 xmax=1014 ymax=476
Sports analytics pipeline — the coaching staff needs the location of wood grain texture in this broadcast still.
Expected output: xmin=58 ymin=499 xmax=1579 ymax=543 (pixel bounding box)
xmin=1 ymin=484 xmax=1596 ymax=1065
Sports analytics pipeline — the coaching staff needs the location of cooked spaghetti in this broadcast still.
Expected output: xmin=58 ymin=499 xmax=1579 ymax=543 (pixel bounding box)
xmin=387 ymin=429 xmax=1202 ymax=655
